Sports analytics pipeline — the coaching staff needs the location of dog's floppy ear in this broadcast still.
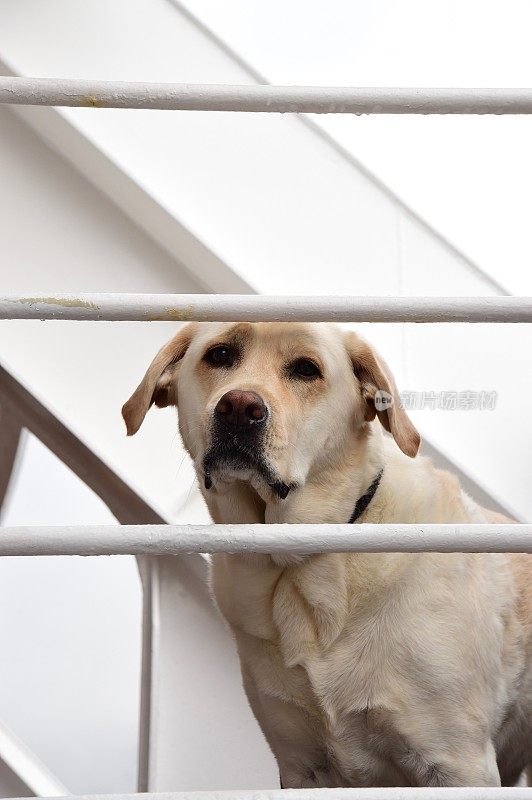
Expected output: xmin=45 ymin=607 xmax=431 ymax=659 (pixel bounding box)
xmin=122 ymin=323 xmax=198 ymax=436
xmin=344 ymin=331 xmax=420 ymax=458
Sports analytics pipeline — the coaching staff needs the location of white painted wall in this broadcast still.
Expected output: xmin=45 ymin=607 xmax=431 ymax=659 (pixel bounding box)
xmin=182 ymin=0 xmax=532 ymax=294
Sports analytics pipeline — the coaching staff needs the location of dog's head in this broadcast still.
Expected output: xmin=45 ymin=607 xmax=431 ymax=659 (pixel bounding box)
xmin=122 ymin=322 xmax=419 ymax=501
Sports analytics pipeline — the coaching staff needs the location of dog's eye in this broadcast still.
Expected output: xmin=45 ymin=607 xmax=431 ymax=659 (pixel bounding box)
xmin=290 ymin=358 xmax=322 ymax=380
xmin=204 ymin=345 xmax=236 ymax=368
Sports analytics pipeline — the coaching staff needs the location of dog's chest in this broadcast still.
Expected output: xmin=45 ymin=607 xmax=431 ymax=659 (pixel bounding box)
xmin=229 ymin=564 xmax=412 ymax=785
xmin=212 ymin=553 xmax=405 ymax=717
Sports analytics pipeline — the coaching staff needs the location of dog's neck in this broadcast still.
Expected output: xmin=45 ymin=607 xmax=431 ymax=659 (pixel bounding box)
xmin=202 ymin=422 xmax=386 ymax=526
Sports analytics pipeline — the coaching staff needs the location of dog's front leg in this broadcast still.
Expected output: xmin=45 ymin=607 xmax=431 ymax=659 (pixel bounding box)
xmin=399 ymin=738 xmax=501 ymax=787
xmin=241 ymin=671 xmax=345 ymax=788
xmin=279 ymin=762 xmax=342 ymax=789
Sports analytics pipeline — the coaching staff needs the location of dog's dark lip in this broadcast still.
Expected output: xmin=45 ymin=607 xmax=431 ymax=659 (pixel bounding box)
xmin=202 ymin=439 xmax=295 ymax=499
xmin=270 ymin=481 xmax=294 ymax=499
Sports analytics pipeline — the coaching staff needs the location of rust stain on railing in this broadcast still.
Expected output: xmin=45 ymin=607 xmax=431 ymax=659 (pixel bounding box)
xmin=144 ymin=305 xmax=196 ymax=322
xmin=16 ymin=296 xmax=100 ymax=311
xmin=84 ymin=95 xmax=102 ymax=108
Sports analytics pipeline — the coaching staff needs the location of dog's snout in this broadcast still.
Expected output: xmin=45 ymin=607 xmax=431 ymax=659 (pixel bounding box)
xmin=214 ymin=390 xmax=268 ymax=429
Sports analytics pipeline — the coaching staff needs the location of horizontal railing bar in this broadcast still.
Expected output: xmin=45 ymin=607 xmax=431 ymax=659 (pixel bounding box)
xmin=1 ymin=294 xmax=531 ymax=322
xmin=0 ymin=524 xmax=531 ymax=556
xmin=23 ymin=789 xmax=532 ymax=800
xmin=2 ymin=78 xmax=532 ymax=115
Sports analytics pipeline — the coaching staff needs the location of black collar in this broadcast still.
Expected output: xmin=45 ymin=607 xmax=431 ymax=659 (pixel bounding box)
xmin=348 ymin=468 xmax=384 ymax=523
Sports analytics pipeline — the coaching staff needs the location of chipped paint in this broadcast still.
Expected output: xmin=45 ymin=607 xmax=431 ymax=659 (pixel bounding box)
xmin=143 ymin=305 xmax=196 ymax=322
xmin=164 ymin=304 xmax=195 ymax=321
xmin=1 ymin=295 xmax=531 ymax=323
xmin=1 ymin=522 xmax=531 ymax=556
xmin=3 ymin=78 xmax=532 ymax=115
xmin=84 ymin=95 xmax=102 ymax=108
xmin=16 ymin=296 xmax=100 ymax=311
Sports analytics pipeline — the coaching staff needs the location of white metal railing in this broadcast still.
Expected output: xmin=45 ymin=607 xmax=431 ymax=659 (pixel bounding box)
xmin=2 ymin=77 xmax=532 ymax=115
xmin=63 ymin=792 xmax=532 ymax=800
xmin=0 ymin=524 xmax=530 ymax=556
xmin=2 ymin=74 xmax=532 ymax=798
xmin=1 ymin=294 xmax=531 ymax=322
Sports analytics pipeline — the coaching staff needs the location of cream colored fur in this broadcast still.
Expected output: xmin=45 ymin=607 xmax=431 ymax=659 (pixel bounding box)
xmin=123 ymin=322 xmax=532 ymax=788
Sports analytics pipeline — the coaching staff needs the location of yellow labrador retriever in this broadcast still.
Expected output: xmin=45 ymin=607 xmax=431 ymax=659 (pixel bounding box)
xmin=123 ymin=322 xmax=532 ymax=788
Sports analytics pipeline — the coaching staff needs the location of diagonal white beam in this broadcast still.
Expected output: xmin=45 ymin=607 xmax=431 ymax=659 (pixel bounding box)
xmin=2 ymin=78 xmax=532 ymax=115
xmin=0 ymin=404 xmax=23 ymax=516
xmin=0 ymin=364 xmax=165 ymax=525
xmin=0 ymin=294 xmax=531 ymax=322
xmin=0 ymin=719 xmax=69 ymax=797
xmin=0 ymin=524 xmax=530 ymax=556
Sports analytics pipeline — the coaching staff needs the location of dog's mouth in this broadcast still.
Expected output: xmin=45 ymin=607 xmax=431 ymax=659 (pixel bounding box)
xmin=202 ymin=436 xmax=293 ymax=499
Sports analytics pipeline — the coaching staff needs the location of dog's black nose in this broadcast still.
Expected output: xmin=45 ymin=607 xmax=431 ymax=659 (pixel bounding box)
xmin=214 ymin=390 xmax=268 ymax=430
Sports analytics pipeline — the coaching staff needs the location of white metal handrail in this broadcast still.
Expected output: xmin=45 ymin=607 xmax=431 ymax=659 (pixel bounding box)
xmin=1 ymin=294 xmax=531 ymax=322
xmin=2 ymin=78 xmax=532 ymax=115
xmin=0 ymin=524 xmax=529 ymax=556
xmin=49 ymin=791 xmax=532 ymax=800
